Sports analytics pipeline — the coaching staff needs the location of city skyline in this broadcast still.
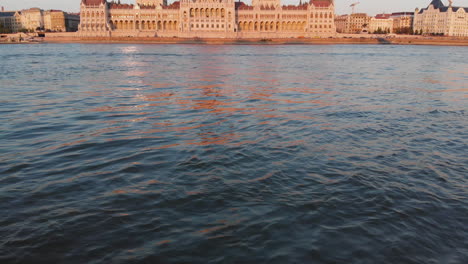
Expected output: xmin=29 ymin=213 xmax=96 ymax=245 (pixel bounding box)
xmin=1 ymin=0 xmax=468 ymax=15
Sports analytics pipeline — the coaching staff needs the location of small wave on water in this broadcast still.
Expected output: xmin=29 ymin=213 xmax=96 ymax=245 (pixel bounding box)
xmin=0 ymin=44 xmax=467 ymax=264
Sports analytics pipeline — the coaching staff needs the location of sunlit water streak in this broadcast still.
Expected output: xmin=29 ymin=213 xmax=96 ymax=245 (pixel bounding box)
xmin=0 ymin=44 xmax=467 ymax=264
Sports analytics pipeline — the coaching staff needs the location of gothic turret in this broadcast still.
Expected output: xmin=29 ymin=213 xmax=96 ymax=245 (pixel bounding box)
xmin=252 ymin=0 xmax=280 ymax=9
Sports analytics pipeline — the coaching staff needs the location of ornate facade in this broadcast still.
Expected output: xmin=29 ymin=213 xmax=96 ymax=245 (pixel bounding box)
xmin=78 ymin=0 xmax=336 ymax=38
xmin=414 ymin=0 xmax=468 ymax=36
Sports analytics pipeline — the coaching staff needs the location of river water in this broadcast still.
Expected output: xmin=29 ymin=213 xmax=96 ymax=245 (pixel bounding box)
xmin=1 ymin=44 xmax=467 ymax=263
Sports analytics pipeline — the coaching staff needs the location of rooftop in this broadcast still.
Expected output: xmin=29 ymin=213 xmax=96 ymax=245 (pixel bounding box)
xmin=0 ymin=11 xmax=16 ymax=17
xmin=418 ymin=0 xmax=468 ymax=14
xmin=82 ymin=0 xmax=107 ymax=5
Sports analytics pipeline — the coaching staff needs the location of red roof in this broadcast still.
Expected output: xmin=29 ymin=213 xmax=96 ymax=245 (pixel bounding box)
xmin=82 ymin=0 xmax=106 ymax=5
xmin=310 ymin=0 xmax=332 ymax=7
xmin=109 ymin=3 xmax=134 ymax=9
xmin=235 ymin=2 xmax=254 ymax=10
xmin=282 ymin=5 xmax=308 ymax=10
xmin=162 ymin=1 xmax=180 ymax=9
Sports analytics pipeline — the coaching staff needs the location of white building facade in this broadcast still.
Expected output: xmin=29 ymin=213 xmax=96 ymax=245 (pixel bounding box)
xmin=414 ymin=0 xmax=468 ymax=36
xmin=369 ymin=14 xmax=393 ymax=34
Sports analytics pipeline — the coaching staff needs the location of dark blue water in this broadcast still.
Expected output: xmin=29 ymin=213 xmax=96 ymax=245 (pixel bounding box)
xmin=1 ymin=44 xmax=467 ymax=263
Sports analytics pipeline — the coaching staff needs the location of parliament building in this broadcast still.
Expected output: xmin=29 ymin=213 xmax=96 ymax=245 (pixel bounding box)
xmin=78 ymin=0 xmax=336 ymax=38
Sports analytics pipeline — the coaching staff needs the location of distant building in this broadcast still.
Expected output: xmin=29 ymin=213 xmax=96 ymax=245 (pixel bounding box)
xmin=0 ymin=11 xmax=22 ymax=32
xmin=0 ymin=8 xmax=80 ymax=33
xmin=65 ymin=13 xmax=80 ymax=32
xmin=334 ymin=15 xmax=347 ymax=33
xmin=78 ymin=0 xmax=337 ymax=38
xmin=44 ymin=10 xmax=66 ymax=32
xmin=414 ymin=0 xmax=468 ymax=36
xmin=335 ymin=13 xmax=370 ymax=34
xmin=391 ymin=12 xmax=414 ymax=34
xmin=369 ymin=14 xmax=393 ymax=34
xmin=21 ymin=8 xmax=44 ymax=31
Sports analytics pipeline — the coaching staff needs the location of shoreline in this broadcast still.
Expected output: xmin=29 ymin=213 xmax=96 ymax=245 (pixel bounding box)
xmin=2 ymin=35 xmax=468 ymax=46
xmin=42 ymin=36 xmax=468 ymax=46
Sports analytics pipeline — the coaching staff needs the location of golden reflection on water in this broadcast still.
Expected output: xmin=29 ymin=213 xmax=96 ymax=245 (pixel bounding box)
xmin=70 ymin=44 xmax=347 ymax=150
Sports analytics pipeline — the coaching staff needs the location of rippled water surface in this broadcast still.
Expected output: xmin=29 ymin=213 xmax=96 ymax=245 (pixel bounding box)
xmin=1 ymin=44 xmax=467 ymax=263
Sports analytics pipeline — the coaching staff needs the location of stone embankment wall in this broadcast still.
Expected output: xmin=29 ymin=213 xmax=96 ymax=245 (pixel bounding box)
xmin=41 ymin=32 xmax=468 ymax=46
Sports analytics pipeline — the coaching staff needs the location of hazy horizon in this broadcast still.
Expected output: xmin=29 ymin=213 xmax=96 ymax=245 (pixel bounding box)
xmin=1 ymin=0 xmax=468 ymax=15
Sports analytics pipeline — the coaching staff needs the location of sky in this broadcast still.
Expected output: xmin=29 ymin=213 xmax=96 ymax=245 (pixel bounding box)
xmin=1 ymin=0 xmax=468 ymax=15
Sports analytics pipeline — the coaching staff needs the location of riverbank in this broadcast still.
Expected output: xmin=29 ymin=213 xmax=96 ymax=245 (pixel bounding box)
xmin=2 ymin=33 xmax=467 ymax=46
xmin=40 ymin=35 xmax=468 ymax=46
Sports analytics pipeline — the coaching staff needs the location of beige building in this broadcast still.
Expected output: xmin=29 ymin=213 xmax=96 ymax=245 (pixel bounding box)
xmin=1 ymin=9 xmax=80 ymax=33
xmin=369 ymin=14 xmax=393 ymax=34
xmin=21 ymin=8 xmax=44 ymax=31
xmin=391 ymin=12 xmax=414 ymax=34
xmin=334 ymin=15 xmax=347 ymax=33
xmin=44 ymin=10 xmax=66 ymax=32
xmin=414 ymin=0 xmax=468 ymax=36
xmin=79 ymin=0 xmax=337 ymax=38
xmin=334 ymin=13 xmax=370 ymax=34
